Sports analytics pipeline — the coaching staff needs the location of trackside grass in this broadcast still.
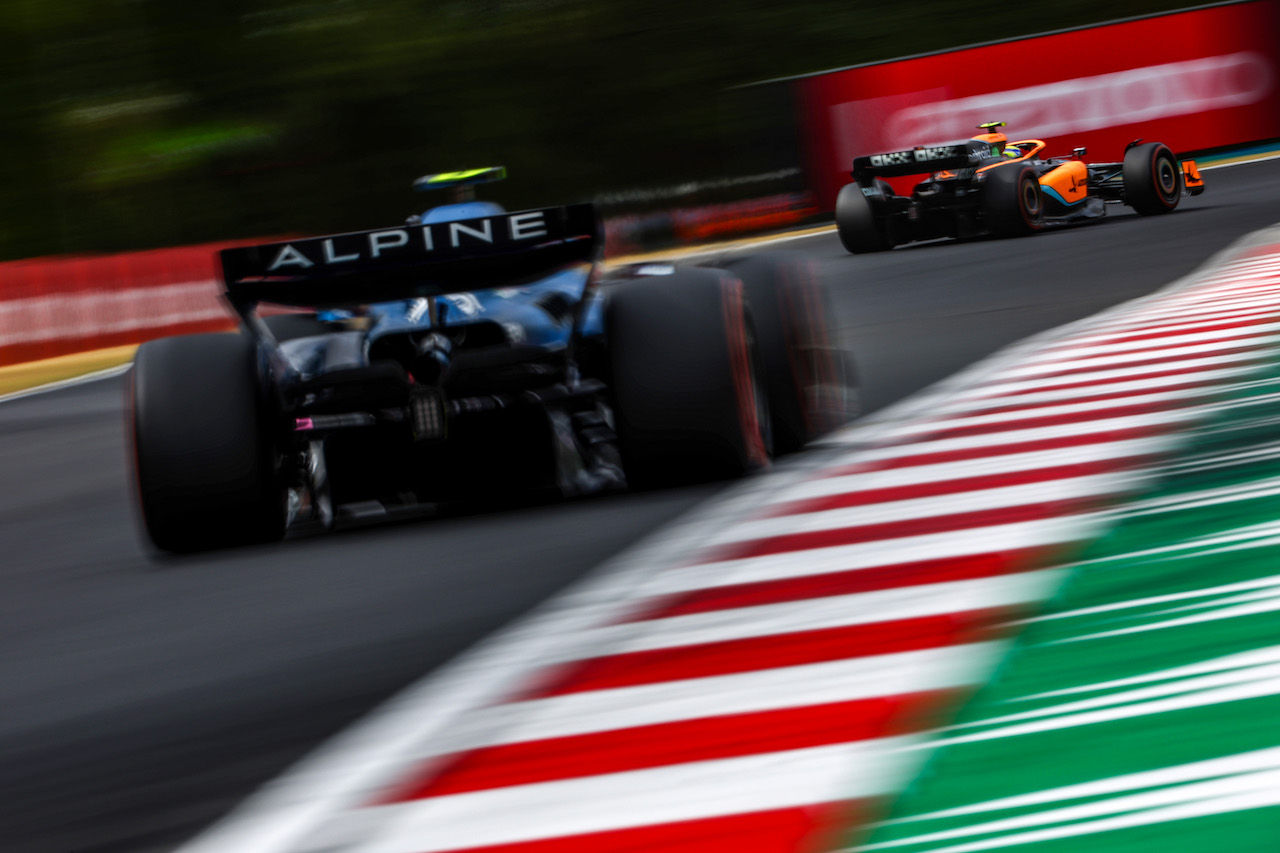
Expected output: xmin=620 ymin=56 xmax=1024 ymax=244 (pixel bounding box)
xmin=851 ymin=304 xmax=1280 ymax=853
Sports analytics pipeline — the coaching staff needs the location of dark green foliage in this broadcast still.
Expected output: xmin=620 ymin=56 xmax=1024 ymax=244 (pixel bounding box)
xmin=0 ymin=0 xmax=1190 ymax=259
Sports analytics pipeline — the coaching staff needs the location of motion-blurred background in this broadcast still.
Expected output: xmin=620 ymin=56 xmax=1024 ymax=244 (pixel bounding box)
xmin=0 ymin=0 xmax=1189 ymax=261
xmin=6 ymin=4 xmax=1280 ymax=853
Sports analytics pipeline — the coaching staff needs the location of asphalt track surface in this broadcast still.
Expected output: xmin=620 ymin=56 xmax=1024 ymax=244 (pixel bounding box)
xmin=2 ymin=159 xmax=1278 ymax=853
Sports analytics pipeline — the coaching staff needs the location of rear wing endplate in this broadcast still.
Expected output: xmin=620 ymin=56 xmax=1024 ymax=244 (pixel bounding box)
xmin=852 ymin=140 xmax=991 ymax=180
xmin=220 ymin=203 xmax=599 ymax=311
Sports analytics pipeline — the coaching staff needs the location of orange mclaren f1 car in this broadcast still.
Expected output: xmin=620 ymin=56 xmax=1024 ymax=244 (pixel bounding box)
xmin=835 ymin=121 xmax=1205 ymax=253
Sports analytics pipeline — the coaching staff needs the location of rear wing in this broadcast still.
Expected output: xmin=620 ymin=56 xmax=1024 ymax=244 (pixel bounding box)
xmin=851 ymin=140 xmax=991 ymax=181
xmin=220 ymin=203 xmax=599 ymax=311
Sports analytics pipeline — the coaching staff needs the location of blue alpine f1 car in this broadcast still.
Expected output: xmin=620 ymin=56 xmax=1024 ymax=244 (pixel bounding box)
xmin=128 ymin=168 xmax=858 ymax=552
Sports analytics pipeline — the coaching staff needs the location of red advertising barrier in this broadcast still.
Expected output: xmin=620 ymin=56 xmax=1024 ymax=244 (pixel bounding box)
xmin=798 ymin=1 xmax=1280 ymax=210
xmin=604 ymin=194 xmax=819 ymax=255
xmin=0 ymin=242 xmax=259 ymax=366
xmin=6 ymin=2 xmax=1279 ymax=370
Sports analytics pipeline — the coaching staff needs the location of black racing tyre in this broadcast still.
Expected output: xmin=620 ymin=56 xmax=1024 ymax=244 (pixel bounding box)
xmin=835 ymin=182 xmax=894 ymax=253
xmin=263 ymin=313 xmax=329 ymax=342
xmin=983 ymin=164 xmax=1044 ymax=237
xmin=605 ymin=269 xmax=770 ymax=488
xmin=129 ymin=333 xmax=286 ymax=553
xmin=1124 ymin=142 xmax=1182 ymax=215
xmin=722 ymin=253 xmax=860 ymax=454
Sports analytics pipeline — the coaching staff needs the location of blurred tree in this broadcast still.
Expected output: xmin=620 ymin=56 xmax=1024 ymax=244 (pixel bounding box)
xmin=0 ymin=0 xmax=1192 ymax=260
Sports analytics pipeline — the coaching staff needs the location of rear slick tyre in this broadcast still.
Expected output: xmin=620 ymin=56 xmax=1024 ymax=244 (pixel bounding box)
xmin=130 ymin=333 xmax=286 ymax=553
xmin=1124 ymin=142 xmax=1182 ymax=215
xmin=984 ymin=164 xmax=1044 ymax=237
xmin=835 ymin=183 xmax=893 ymax=254
xmin=723 ymin=253 xmax=860 ymax=454
xmin=605 ymin=269 xmax=770 ymax=489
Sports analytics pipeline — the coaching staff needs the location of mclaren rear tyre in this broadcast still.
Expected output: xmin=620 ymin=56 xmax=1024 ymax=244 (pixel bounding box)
xmin=984 ymin=164 xmax=1044 ymax=238
xmin=605 ymin=269 xmax=770 ymax=488
xmin=723 ymin=253 xmax=860 ymax=455
xmin=835 ymin=182 xmax=894 ymax=254
xmin=130 ymin=333 xmax=287 ymax=553
xmin=1124 ymin=142 xmax=1182 ymax=215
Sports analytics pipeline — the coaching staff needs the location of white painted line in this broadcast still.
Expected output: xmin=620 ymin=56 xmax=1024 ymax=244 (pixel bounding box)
xmin=845 ymin=411 xmax=1196 ymax=465
xmin=1059 ymin=595 xmax=1280 ymax=646
xmin=777 ymin=439 xmax=1170 ymax=503
xmin=879 ymin=388 xmax=1207 ymax=440
xmin=1023 ymin=646 xmax=1280 ymax=700
xmin=953 ymin=359 xmax=1259 ymax=406
xmin=1125 ymin=292 xmax=1280 ymax=321
xmin=875 ymin=744 xmax=1280 ymax=824
xmin=1167 ymin=440 xmax=1280 ymax=475
xmin=1036 ymin=305 xmax=1280 ymax=348
xmin=1075 ymin=292 xmax=1280 ymax=332
xmin=932 ymin=676 xmax=1280 ymax=749
xmin=1129 ymin=475 xmax=1280 ymax=515
xmin=1167 ymin=271 xmax=1280 ymax=293
xmin=855 ymin=390 xmax=1280 ymax=467
xmin=654 ymin=516 xmax=1103 ymax=596
xmin=568 ymin=571 xmax=1060 ymax=659
xmin=858 ymin=769 xmax=1280 ymax=853
xmin=980 ymin=352 xmax=1267 ymax=393
xmin=1022 ymin=572 xmax=1280 ymax=626
xmin=1013 ymin=330 xmax=1280 ymax=372
xmin=0 ymin=363 xmax=131 ymax=405
xmin=1202 ymin=151 xmax=1280 ymax=168
xmin=455 ymin=643 xmax=1001 ymax=749
xmin=705 ymin=474 xmax=1134 ymax=546
xmin=917 ymin=367 xmax=1255 ymax=415
xmin=954 ymin=660 xmax=1280 ymax=730
xmin=342 ymin=737 xmax=924 ymax=853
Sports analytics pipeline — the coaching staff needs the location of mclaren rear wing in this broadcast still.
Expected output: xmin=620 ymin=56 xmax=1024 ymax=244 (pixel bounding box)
xmin=220 ymin=203 xmax=600 ymax=313
xmin=851 ymin=140 xmax=991 ymax=182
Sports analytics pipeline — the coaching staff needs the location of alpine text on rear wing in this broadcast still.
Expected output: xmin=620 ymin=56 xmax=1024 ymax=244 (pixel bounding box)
xmin=220 ymin=203 xmax=600 ymax=310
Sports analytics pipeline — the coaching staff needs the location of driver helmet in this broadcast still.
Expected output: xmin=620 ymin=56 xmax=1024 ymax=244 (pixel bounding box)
xmin=973 ymin=121 xmax=1015 ymax=158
